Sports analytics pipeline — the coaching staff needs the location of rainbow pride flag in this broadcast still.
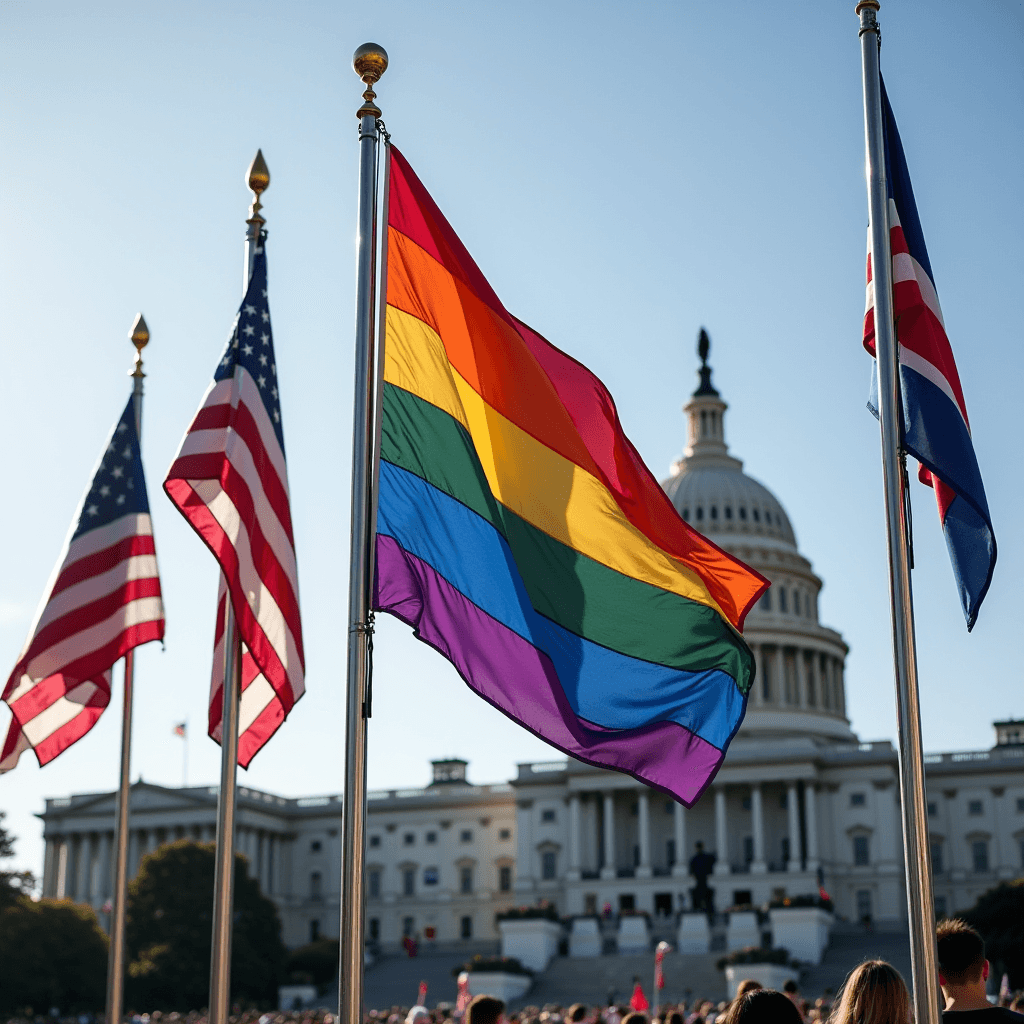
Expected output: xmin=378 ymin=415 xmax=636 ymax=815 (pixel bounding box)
xmin=374 ymin=148 xmax=768 ymax=804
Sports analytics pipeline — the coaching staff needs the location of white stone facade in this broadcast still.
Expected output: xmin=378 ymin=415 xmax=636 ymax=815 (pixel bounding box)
xmin=35 ymin=343 xmax=1024 ymax=950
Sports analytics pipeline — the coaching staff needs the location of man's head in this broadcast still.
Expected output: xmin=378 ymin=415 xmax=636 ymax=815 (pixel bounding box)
xmin=465 ymin=995 xmax=506 ymax=1024
xmin=782 ymin=980 xmax=799 ymax=997
xmin=695 ymin=841 xmax=704 ymax=852
xmin=936 ymin=918 xmax=988 ymax=991
xmin=566 ymin=1005 xmax=588 ymax=1024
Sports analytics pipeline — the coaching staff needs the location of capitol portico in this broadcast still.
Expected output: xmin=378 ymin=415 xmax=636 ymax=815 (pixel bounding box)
xmin=34 ymin=337 xmax=1024 ymax=951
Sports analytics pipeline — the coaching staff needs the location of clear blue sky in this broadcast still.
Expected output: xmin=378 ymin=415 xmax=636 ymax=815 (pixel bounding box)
xmin=1 ymin=0 xmax=1021 ymax=877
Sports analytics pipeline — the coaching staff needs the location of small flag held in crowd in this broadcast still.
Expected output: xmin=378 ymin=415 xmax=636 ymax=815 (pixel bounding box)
xmin=374 ymin=148 xmax=766 ymax=805
xmin=863 ymin=79 xmax=996 ymax=629
xmin=164 ymin=236 xmax=304 ymax=767
xmin=1 ymin=394 xmax=165 ymax=772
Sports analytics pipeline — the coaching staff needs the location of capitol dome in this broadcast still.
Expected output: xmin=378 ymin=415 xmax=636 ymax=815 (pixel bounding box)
xmin=661 ymin=331 xmax=854 ymax=743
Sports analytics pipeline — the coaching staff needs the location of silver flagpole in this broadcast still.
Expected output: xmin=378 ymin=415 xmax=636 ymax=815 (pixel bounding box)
xmin=340 ymin=43 xmax=388 ymax=1024
xmin=105 ymin=313 xmax=150 ymax=1024
xmin=208 ymin=150 xmax=269 ymax=1024
xmin=857 ymin=4 xmax=941 ymax=1022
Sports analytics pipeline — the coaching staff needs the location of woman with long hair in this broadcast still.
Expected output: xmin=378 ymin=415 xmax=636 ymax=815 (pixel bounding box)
xmin=829 ymin=960 xmax=912 ymax=1024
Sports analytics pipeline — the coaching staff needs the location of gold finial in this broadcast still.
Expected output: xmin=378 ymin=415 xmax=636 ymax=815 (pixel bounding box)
xmin=855 ymin=0 xmax=880 ymax=12
xmin=353 ymin=42 xmax=388 ymax=119
xmin=247 ymin=149 xmax=270 ymax=225
xmin=130 ymin=312 xmax=149 ymax=378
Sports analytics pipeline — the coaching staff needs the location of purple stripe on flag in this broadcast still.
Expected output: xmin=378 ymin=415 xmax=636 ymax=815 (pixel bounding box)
xmin=375 ymin=533 xmax=725 ymax=806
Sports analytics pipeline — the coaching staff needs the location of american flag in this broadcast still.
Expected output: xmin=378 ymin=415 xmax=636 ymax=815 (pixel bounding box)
xmin=164 ymin=236 xmax=304 ymax=767
xmin=1 ymin=394 xmax=165 ymax=772
xmin=864 ymin=78 xmax=996 ymax=629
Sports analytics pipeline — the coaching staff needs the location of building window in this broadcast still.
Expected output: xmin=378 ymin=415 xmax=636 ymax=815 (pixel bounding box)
xmin=667 ymin=839 xmax=676 ymax=867
xmin=310 ymin=840 xmax=322 ymax=852
xmin=856 ymin=889 xmax=872 ymax=923
xmin=1016 ymin=797 xmax=1024 ymax=813
xmin=403 ymin=915 xmax=415 ymax=937
xmin=426 ymin=832 xmax=437 ymax=844
xmin=761 ymin=590 xmax=771 ymax=612
xmin=369 ymin=917 xmax=380 ymax=941
xmin=927 ymin=802 xmax=938 ymax=817
xmin=369 ymin=869 xmax=381 ymax=899
xmin=681 ymin=507 xmax=690 ymax=521
xmin=499 ymin=828 xmax=511 ymax=841
xmin=403 ymin=867 xmax=415 ymax=896
xmin=310 ymin=918 xmax=320 ymax=942
xmin=423 ymin=867 xmax=439 ymax=886
xmin=724 ymin=506 xmax=733 ymax=520
xmin=710 ymin=506 xmax=718 ymax=520
xmin=930 ymin=842 xmax=943 ymax=874
xmin=743 ymin=836 xmax=754 ymax=866
xmin=541 ymin=809 xmax=556 ymax=823
xmin=850 ymin=793 xmax=867 ymax=807
xmin=404 ymin=832 xmax=416 ymax=845
xmin=753 ymin=508 xmax=760 ymax=522
xmin=739 ymin=506 xmax=747 ymax=521
xmin=971 ymin=840 xmax=989 ymax=873
xmin=460 ymin=915 xmax=473 ymax=939
xmin=853 ymin=835 xmax=870 ymax=866
xmin=460 ymin=866 xmax=473 ymax=894
xmin=741 ymin=796 xmax=751 ymax=811
xmin=310 ymin=871 xmax=322 ymax=901
xmin=460 ymin=830 xmax=473 ymax=843
xmin=781 ymin=837 xmax=790 ymax=863
xmin=369 ymin=835 xmax=381 ymax=848
xmin=968 ymin=800 xmax=983 ymax=816
xmin=779 ymin=587 xmax=788 ymax=614
xmin=696 ymin=507 xmax=704 ymax=521
xmin=542 ymin=851 xmax=557 ymax=880
xmin=499 ymin=865 xmax=512 ymax=892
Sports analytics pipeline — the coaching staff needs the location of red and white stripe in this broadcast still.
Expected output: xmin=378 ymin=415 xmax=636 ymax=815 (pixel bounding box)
xmin=164 ymin=370 xmax=304 ymax=768
xmin=1 ymin=513 xmax=165 ymax=772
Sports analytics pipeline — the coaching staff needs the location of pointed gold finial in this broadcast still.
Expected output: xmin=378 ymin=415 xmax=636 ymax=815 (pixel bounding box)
xmin=353 ymin=43 xmax=388 ymax=119
xmin=130 ymin=313 xmax=149 ymax=378
xmin=246 ymin=149 xmax=269 ymax=225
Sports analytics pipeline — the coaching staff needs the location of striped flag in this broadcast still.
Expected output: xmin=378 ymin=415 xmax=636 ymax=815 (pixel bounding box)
xmin=1 ymin=394 xmax=165 ymax=772
xmin=164 ymin=236 xmax=304 ymax=767
xmin=864 ymin=78 xmax=996 ymax=629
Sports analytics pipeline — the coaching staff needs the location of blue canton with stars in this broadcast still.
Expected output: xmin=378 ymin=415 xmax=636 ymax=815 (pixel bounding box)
xmin=72 ymin=394 xmax=151 ymax=540
xmin=214 ymin=236 xmax=286 ymax=453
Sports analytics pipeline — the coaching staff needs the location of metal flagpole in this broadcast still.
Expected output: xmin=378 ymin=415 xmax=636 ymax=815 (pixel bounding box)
xmin=340 ymin=43 xmax=388 ymax=1024
xmin=208 ymin=149 xmax=269 ymax=1024
xmin=856 ymin=4 xmax=941 ymax=1022
xmin=105 ymin=313 xmax=150 ymax=1024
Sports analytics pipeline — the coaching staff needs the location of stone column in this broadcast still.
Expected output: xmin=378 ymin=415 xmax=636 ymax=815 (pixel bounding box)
xmin=774 ymin=647 xmax=785 ymax=705
xmin=750 ymin=784 xmax=767 ymax=874
xmin=128 ymin=829 xmax=140 ymax=878
xmin=796 ymin=650 xmax=808 ymax=708
xmin=567 ymin=794 xmax=582 ymax=880
xmin=807 ymin=651 xmax=819 ymax=708
xmin=76 ymin=834 xmax=91 ymax=901
xmin=714 ymin=788 xmax=730 ymax=875
xmin=804 ymin=783 xmax=820 ymax=871
xmin=99 ymin=831 xmax=113 ymax=906
xmin=637 ymin=790 xmax=652 ymax=878
xmin=786 ymin=783 xmax=801 ymax=872
xmin=601 ymin=792 xmax=616 ymax=880
xmin=835 ymin=660 xmax=847 ymax=715
xmin=514 ymin=800 xmax=535 ymax=892
xmin=42 ymin=837 xmax=57 ymax=897
xmin=56 ymin=840 xmax=69 ymax=899
xmin=672 ymin=802 xmax=688 ymax=877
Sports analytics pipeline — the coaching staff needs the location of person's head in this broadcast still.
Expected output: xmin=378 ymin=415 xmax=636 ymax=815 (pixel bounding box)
xmin=566 ymin=1007 xmax=587 ymax=1024
xmin=666 ymin=1012 xmax=684 ymax=1024
xmin=782 ymin=981 xmax=799 ymax=998
xmin=695 ymin=842 xmax=704 ymax=852
xmin=406 ymin=1008 xmax=430 ymax=1024
xmin=734 ymin=980 xmax=762 ymax=1000
xmin=465 ymin=996 xmax=505 ymax=1024
xmin=721 ymin=991 xmax=802 ymax=1024
xmin=621 ymin=1015 xmax=647 ymax=1024
xmin=831 ymin=960 xmax=910 ymax=1024
xmin=936 ymin=918 xmax=988 ymax=993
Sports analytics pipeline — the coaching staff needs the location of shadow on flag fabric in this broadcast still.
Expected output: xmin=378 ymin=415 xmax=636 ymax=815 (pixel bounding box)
xmin=164 ymin=236 xmax=304 ymax=767
xmin=374 ymin=147 xmax=768 ymax=806
xmin=864 ymin=79 xmax=996 ymax=630
xmin=1 ymin=394 xmax=165 ymax=772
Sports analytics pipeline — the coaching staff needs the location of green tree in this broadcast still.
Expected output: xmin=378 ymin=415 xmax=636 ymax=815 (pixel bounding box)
xmin=961 ymin=879 xmax=1024 ymax=990
xmin=125 ymin=840 xmax=285 ymax=1011
xmin=286 ymin=937 xmax=340 ymax=989
xmin=0 ymin=810 xmax=35 ymax=909
xmin=0 ymin=898 xmax=108 ymax=1013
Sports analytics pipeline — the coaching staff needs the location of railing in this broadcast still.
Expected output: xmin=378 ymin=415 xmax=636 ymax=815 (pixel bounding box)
xmin=528 ymin=761 xmax=569 ymax=773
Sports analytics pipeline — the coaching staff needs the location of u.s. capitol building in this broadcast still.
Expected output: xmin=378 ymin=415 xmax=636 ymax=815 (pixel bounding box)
xmin=36 ymin=344 xmax=1024 ymax=951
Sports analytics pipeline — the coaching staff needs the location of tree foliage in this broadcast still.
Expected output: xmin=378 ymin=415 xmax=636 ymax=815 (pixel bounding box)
xmin=0 ymin=897 xmax=109 ymax=1013
xmin=286 ymin=937 xmax=340 ymax=987
xmin=125 ymin=840 xmax=285 ymax=1011
xmin=0 ymin=810 xmax=35 ymax=909
xmin=960 ymin=880 xmax=1024 ymax=989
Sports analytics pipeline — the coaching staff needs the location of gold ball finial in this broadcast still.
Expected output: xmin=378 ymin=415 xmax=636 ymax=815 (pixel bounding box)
xmin=130 ymin=312 xmax=150 ymax=351
xmin=247 ymin=149 xmax=270 ymax=195
xmin=353 ymin=43 xmax=388 ymax=84
xmin=353 ymin=43 xmax=388 ymax=119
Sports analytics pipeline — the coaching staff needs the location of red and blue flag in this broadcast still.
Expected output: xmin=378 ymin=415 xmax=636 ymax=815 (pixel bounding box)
xmin=864 ymin=78 xmax=996 ymax=630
